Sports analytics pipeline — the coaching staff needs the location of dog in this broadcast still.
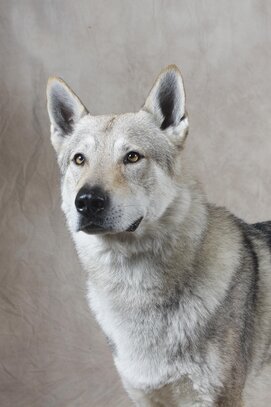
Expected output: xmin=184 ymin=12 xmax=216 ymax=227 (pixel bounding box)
xmin=47 ymin=65 xmax=271 ymax=406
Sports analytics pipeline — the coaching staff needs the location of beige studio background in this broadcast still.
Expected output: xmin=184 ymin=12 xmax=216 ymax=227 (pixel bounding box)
xmin=0 ymin=1 xmax=271 ymax=406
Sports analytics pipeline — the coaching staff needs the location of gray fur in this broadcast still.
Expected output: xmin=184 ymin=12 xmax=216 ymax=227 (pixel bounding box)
xmin=47 ymin=65 xmax=271 ymax=406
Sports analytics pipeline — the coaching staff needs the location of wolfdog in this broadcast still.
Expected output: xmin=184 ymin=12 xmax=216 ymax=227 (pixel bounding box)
xmin=47 ymin=65 xmax=271 ymax=406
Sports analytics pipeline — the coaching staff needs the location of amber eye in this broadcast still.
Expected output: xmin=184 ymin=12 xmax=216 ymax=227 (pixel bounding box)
xmin=73 ymin=153 xmax=85 ymax=166
xmin=125 ymin=151 xmax=142 ymax=164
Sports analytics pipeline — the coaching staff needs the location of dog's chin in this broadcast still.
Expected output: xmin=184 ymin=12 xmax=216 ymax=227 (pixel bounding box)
xmin=78 ymin=223 xmax=110 ymax=235
xmin=78 ymin=217 xmax=143 ymax=235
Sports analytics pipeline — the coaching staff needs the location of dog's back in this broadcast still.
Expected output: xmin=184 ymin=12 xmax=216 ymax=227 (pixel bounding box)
xmin=253 ymin=221 xmax=271 ymax=242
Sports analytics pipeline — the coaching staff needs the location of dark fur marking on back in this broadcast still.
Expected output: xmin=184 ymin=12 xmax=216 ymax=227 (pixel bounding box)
xmin=229 ymin=217 xmax=261 ymax=370
xmin=242 ymin=230 xmax=259 ymax=306
xmin=240 ymin=230 xmax=259 ymax=367
xmin=252 ymin=221 xmax=271 ymax=247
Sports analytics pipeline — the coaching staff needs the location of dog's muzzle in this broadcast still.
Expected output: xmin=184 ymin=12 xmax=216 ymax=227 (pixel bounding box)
xmin=75 ymin=185 xmax=143 ymax=235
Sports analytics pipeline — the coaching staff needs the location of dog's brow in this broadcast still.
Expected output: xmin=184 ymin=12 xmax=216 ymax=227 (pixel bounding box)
xmin=78 ymin=136 xmax=97 ymax=152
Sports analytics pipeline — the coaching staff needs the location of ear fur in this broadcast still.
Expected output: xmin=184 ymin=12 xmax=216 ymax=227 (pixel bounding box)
xmin=46 ymin=77 xmax=88 ymax=151
xmin=143 ymin=65 xmax=188 ymax=139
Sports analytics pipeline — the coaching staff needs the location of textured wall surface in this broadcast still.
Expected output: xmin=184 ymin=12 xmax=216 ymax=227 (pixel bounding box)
xmin=0 ymin=1 xmax=271 ymax=406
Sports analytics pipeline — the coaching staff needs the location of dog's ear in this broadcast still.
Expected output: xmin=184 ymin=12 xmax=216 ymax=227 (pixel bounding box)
xmin=143 ymin=65 xmax=188 ymax=141
xmin=47 ymin=77 xmax=88 ymax=152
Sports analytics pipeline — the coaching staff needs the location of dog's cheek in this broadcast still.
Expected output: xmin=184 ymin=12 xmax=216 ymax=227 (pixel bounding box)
xmin=122 ymin=159 xmax=151 ymax=188
xmin=147 ymin=166 xmax=177 ymax=220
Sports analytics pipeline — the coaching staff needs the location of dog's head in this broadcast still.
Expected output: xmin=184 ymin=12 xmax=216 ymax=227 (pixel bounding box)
xmin=47 ymin=65 xmax=189 ymax=236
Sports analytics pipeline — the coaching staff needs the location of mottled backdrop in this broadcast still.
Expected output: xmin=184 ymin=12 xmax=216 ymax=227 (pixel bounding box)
xmin=0 ymin=1 xmax=271 ymax=406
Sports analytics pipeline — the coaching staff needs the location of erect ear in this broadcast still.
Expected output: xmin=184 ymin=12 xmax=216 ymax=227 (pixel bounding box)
xmin=46 ymin=77 xmax=88 ymax=150
xmin=143 ymin=65 xmax=188 ymax=136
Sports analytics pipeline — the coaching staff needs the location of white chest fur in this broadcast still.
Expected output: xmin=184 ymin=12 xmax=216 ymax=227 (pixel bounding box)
xmin=88 ymin=283 xmax=181 ymax=389
xmin=74 ymin=232 xmax=223 ymax=400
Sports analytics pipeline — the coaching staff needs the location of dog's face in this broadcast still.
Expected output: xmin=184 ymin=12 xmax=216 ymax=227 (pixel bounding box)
xmin=47 ymin=66 xmax=189 ymax=236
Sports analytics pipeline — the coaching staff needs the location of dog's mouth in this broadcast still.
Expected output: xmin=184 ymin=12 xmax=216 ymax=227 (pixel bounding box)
xmin=125 ymin=217 xmax=143 ymax=232
xmin=78 ymin=217 xmax=143 ymax=235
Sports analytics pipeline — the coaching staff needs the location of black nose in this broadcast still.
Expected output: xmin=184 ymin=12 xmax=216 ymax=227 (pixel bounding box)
xmin=75 ymin=186 xmax=109 ymax=216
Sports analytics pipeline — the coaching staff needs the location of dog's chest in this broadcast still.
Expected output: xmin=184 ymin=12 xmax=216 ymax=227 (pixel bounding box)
xmin=88 ymin=282 xmax=182 ymax=388
xmin=87 ymin=283 xmax=219 ymax=405
xmin=76 ymin=235 xmax=219 ymax=397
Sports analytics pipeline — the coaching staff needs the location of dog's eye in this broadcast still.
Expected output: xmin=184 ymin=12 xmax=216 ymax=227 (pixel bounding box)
xmin=73 ymin=153 xmax=85 ymax=166
xmin=124 ymin=151 xmax=142 ymax=164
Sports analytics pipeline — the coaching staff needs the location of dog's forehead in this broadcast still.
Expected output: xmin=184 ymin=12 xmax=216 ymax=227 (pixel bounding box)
xmin=75 ymin=111 xmax=153 ymax=148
